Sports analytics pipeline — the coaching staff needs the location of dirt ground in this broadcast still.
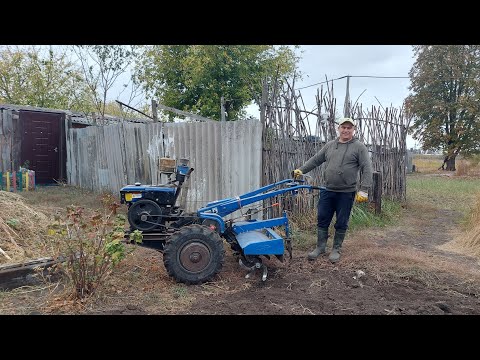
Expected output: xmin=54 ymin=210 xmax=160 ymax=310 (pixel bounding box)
xmin=1 ymin=176 xmax=480 ymax=315
xmin=165 ymin=208 xmax=480 ymax=316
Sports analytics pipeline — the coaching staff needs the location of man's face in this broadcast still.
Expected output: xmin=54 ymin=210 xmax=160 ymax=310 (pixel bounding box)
xmin=338 ymin=123 xmax=354 ymax=142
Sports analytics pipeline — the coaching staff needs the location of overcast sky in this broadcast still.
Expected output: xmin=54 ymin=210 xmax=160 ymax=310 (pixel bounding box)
xmin=247 ymin=45 xmax=418 ymax=147
xmin=248 ymin=45 xmax=414 ymax=115
xmin=298 ymin=45 xmax=414 ymax=110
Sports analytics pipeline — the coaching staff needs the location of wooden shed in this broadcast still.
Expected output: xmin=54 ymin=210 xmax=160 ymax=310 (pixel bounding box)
xmin=0 ymin=104 xmax=150 ymax=185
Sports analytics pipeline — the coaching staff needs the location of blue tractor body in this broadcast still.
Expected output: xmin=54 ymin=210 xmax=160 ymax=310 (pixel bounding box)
xmin=120 ymin=158 xmax=318 ymax=284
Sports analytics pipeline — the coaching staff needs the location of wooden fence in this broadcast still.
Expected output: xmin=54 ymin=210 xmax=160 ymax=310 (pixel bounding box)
xmin=259 ymin=77 xmax=412 ymax=216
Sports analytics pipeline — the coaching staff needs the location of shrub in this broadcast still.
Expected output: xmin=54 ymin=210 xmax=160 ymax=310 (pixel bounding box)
xmin=46 ymin=194 xmax=140 ymax=300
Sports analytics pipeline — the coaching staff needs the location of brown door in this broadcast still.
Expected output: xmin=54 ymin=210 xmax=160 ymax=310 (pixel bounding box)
xmin=20 ymin=110 xmax=66 ymax=184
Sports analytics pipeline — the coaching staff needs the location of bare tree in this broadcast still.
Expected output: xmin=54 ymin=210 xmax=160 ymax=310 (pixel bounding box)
xmin=71 ymin=45 xmax=138 ymax=124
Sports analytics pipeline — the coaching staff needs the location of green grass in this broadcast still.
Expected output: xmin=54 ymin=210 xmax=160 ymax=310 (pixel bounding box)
xmin=290 ymin=198 xmax=402 ymax=250
xmin=349 ymin=199 xmax=402 ymax=230
xmin=407 ymin=174 xmax=480 ymax=214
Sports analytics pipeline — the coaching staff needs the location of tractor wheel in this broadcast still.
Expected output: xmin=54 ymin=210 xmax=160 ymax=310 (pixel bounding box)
xmin=201 ymin=218 xmax=220 ymax=233
xmin=128 ymin=199 xmax=162 ymax=231
xmin=163 ymin=224 xmax=225 ymax=285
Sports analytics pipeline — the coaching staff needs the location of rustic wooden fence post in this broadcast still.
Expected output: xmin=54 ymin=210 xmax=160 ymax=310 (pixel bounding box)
xmin=220 ymin=96 xmax=226 ymax=122
xmin=152 ymin=100 xmax=158 ymax=122
xmin=372 ymin=171 xmax=382 ymax=214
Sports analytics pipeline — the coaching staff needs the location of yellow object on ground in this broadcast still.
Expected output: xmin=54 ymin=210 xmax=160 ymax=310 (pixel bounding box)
xmin=355 ymin=191 xmax=368 ymax=202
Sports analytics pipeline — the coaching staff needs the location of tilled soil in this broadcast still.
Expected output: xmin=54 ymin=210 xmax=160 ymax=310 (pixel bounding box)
xmin=92 ymin=201 xmax=480 ymax=315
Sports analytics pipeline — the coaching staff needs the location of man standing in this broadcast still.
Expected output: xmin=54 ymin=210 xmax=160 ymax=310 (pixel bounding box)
xmin=292 ymin=117 xmax=373 ymax=263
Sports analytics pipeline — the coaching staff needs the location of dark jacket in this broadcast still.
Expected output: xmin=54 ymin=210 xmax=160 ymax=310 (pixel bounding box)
xmin=299 ymin=137 xmax=373 ymax=192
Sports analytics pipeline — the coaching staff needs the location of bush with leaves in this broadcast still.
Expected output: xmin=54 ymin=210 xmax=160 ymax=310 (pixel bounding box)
xmin=46 ymin=194 xmax=142 ymax=300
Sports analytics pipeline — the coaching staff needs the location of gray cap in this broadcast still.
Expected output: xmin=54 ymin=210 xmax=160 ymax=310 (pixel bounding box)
xmin=338 ymin=117 xmax=356 ymax=126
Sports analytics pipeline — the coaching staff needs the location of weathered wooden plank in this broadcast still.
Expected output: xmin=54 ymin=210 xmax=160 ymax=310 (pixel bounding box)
xmin=372 ymin=171 xmax=382 ymax=214
xmin=104 ymin=124 xmax=124 ymax=192
xmin=2 ymin=109 xmax=13 ymax=135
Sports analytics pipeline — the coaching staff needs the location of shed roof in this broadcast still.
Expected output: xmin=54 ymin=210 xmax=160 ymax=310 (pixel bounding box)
xmin=0 ymin=103 xmax=152 ymax=125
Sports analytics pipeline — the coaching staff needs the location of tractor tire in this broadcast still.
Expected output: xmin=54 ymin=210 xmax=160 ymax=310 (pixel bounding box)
xmin=128 ymin=199 xmax=161 ymax=231
xmin=163 ymin=224 xmax=225 ymax=285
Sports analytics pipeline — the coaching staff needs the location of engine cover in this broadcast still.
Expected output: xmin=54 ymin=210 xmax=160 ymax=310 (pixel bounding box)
xmin=120 ymin=184 xmax=177 ymax=206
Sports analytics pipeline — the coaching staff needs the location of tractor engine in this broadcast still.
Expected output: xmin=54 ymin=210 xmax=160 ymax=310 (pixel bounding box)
xmin=120 ymin=158 xmax=194 ymax=233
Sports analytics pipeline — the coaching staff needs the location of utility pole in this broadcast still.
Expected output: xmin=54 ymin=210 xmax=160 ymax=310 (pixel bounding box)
xmin=220 ymin=96 xmax=226 ymax=122
xmin=343 ymin=75 xmax=351 ymax=118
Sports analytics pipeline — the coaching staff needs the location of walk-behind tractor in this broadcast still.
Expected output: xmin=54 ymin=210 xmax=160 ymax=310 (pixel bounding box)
xmin=120 ymin=158 xmax=319 ymax=284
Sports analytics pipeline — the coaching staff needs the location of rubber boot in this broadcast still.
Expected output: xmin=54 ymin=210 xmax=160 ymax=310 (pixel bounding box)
xmin=308 ymin=227 xmax=329 ymax=260
xmin=329 ymin=229 xmax=346 ymax=263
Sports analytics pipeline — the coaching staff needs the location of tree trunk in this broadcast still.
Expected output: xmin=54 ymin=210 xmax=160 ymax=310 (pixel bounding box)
xmin=446 ymin=155 xmax=456 ymax=171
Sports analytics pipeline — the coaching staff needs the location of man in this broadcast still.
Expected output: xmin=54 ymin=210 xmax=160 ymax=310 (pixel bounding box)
xmin=292 ymin=117 xmax=373 ymax=263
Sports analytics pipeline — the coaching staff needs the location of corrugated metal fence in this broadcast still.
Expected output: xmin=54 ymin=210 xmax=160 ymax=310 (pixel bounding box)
xmin=67 ymin=120 xmax=263 ymax=213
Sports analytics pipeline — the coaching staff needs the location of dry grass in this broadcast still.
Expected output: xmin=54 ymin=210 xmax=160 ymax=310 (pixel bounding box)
xmin=0 ymin=282 xmax=67 ymax=315
xmin=289 ymin=212 xmax=317 ymax=251
xmin=0 ymin=191 xmax=51 ymax=264
xmin=0 ymin=185 xmax=127 ymax=265
xmin=413 ymin=154 xmax=480 ymax=177
xmin=413 ymin=154 xmax=444 ymax=173
xmin=0 ymin=246 xmax=196 ymax=315
xmin=83 ymin=244 xmax=251 ymax=314
xmin=21 ymin=185 xmax=117 ymax=212
xmin=455 ymin=158 xmax=480 ymax=177
xmin=440 ymin=192 xmax=480 ymax=258
xmin=85 ymin=246 xmax=197 ymax=314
